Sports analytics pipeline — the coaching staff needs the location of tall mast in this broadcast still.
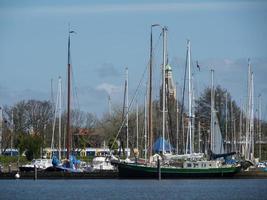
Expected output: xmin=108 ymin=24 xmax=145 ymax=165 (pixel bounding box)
xmin=198 ymin=121 xmax=201 ymax=153
xmin=245 ymin=59 xmax=251 ymax=160
xmin=144 ymin=93 xmax=147 ymax=162
xmin=258 ymin=94 xmax=262 ymax=161
xmin=66 ymin=27 xmax=75 ymax=160
xmin=176 ymin=82 xmax=179 ymax=154
xmin=162 ymin=27 xmax=167 ymax=154
xmin=232 ymin=102 xmax=236 ymax=152
xmin=148 ymin=24 xmax=158 ymax=159
xmin=148 ymin=24 xmax=161 ymax=158
xmin=225 ymin=92 xmax=228 ymax=152
xmin=0 ymin=106 xmax=2 ymax=155
xmin=239 ymin=100 xmax=243 ymax=153
xmin=210 ymin=69 xmax=215 ymax=153
xmin=58 ymin=76 xmax=62 ymax=160
xmin=230 ymin=101 xmax=234 ymax=151
xmin=182 ymin=115 xmax=185 ymax=154
xmin=11 ymin=111 xmax=13 ymax=156
xmin=125 ymin=67 xmax=129 ymax=158
xmin=51 ymin=77 xmax=60 ymax=158
xmin=148 ymin=25 xmax=153 ymax=159
xmin=250 ymin=72 xmax=254 ymax=160
xmin=136 ymin=101 xmax=139 ymax=151
xmin=187 ymin=40 xmax=192 ymax=154
xmin=192 ymin=73 xmax=195 ymax=153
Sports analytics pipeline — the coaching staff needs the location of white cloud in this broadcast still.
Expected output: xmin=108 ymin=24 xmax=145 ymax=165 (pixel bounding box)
xmin=96 ymin=83 xmax=122 ymax=95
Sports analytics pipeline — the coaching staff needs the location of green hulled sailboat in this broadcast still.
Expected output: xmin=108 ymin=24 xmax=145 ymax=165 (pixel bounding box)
xmin=117 ymin=162 xmax=241 ymax=179
xmin=116 ymin=26 xmax=241 ymax=179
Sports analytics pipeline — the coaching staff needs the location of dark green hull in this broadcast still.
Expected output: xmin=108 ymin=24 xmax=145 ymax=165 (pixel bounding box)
xmin=117 ymin=163 xmax=241 ymax=179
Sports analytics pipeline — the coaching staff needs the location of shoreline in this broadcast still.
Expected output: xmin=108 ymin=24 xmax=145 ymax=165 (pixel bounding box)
xmin=0 ymin=170 xmax=266 ymax=180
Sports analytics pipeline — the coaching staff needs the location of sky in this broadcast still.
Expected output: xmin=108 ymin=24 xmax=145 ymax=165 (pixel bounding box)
xmin=0 ymin=0 xmax=267 ymax=119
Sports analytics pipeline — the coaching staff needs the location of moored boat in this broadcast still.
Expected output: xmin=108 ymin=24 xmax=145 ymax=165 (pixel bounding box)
xmin=117 ymin=161 xmax=242 ymax=179
xmin=115 ymin=25 xmax=243 ymax=179
xmin=19 ymin=159 xmax=52 ymax=172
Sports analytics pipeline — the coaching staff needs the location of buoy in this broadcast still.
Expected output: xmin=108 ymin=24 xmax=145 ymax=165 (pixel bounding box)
xmin=15 ymin=172 xmax=20 ymax=179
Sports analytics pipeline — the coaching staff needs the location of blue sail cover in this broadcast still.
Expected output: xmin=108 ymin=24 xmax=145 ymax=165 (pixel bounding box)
xmin=153 ymin=137 xmax=173 ymax=153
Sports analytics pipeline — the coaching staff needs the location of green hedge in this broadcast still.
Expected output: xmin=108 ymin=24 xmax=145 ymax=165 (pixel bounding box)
xmin=0 ymin=156 xmax=28 ymax=167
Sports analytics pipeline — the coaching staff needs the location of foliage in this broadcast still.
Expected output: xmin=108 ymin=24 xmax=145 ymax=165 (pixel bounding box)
xmin=108 ymin=137 xmax=119 ymax=153
xmin=17 ymin=134 xmax=42 ymax=161
xmin=0 ymin=156 xmax=28 ymax=167
xmin=1 ymin=87 xmax=266 ymax=160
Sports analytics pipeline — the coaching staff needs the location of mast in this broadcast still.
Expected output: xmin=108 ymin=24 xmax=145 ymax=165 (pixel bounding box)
xmin=210 ymin=69 xmax=215 ymax=153
xmin=144 ymin=93 xmax=147 ymax=162
xmin=225 ymin=92 xmax=228 ymax=152
xmin=245 ymin=59 xmax=250 ymax=160
xmin=250 ymin=72 xmax=254 ymax=160
xmin=147 ymin=24 xmax=161 ymax=158
xmin=148 ymin=24 xmax=158 ymax=159
xmin=258 ymin=94 xmax=262 ymax=161
xmin=230 ymin=101 xmax=234 ymax=152
xmin=148 ymin=25 xmax=153 ymax=159
xmin=51 ymin=77 xmax=60 ymax=158
xmin=182 ymin=115 xmax=185 ymax=154
xmin=126 ymin=67 xmax=129 ymax=159
xmin=162 ymin=27 xmax=167 ymax=154
xmin=66 ymin=27 xmax=75 ymax=160
xmin=198 ymin=121 xmax=201 ymax=153
xmin=187 ymin=40 xmax=192 ymax=154
xmin=121 ymin=71 xmax=127 ymax=157
xmin=58 ymin=76 xmax=62 ymax=160
xmin=11 ymin=111 xmax=14 ymax=156
xmin=239 ymin=100 xmax=243 ymax=154
xmin=136 ymin=101 xmax=139 ymax=151
xmin=245 ymin=59 xmax=252 ymax=160
xmin=176 ymin=82 xmax=179 ymax=154
xmin=233 ymin=102 xmax=237 ymax=152
xmin=0 ymin=106 xmax=2 ymax=155
xmin=192 ymin=73 xmax=195 ymax=153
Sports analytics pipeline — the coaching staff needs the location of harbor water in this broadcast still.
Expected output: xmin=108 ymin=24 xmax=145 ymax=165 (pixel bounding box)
xmin=0 ymin=179 xmax=266 ymax=200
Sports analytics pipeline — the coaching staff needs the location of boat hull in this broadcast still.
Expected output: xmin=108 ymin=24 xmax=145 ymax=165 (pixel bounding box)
xmin=45 ymin=166 xmax=83 ymax=173
xmin=19 ymin=166 xmax=36 ymax=172
xmin=117 ymin=163 xmax=241 ymax=179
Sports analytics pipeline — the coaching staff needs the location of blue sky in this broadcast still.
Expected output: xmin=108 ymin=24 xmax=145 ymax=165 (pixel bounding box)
xmin=0 ymin=0 xmax=267 ymax=118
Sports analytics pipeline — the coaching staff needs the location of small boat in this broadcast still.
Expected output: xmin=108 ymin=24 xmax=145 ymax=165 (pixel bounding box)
xmin=45 ymin=156 xmax=83 ymax=172
xmin=19 ymin=159 xmax=52 ymax=172
xmin=83 ymin=156 xmax=115 ymax=172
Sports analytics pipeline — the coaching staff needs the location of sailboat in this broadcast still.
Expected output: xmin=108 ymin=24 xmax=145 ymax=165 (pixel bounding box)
xmin=116 ymin=25 xmax=241 ymax=178
xmin=46 ymin=27 xmax=82 ymax=173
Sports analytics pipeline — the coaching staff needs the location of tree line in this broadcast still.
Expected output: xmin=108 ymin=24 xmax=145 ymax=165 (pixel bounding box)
xmin=1 ymin=85 xmax=266 ymax=160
